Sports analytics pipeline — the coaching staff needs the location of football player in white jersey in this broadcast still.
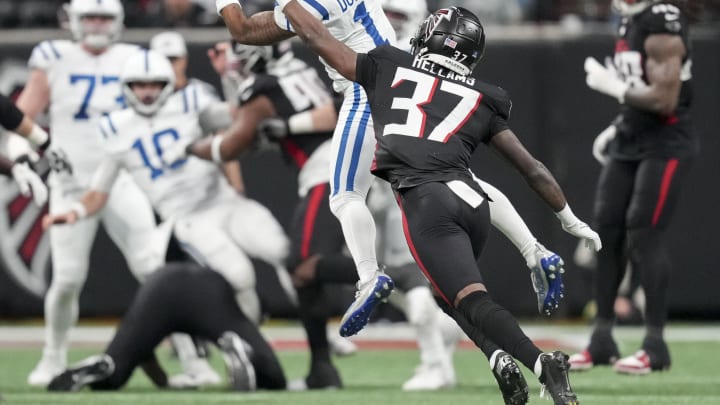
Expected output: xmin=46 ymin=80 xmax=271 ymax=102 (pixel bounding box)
xmin=182 ymin=0 xmax=398 ymax=339
xmin=16 ymin=0 xmax=162 ymax=386
xmin=43 ymin=50 xmax=290 ymax=364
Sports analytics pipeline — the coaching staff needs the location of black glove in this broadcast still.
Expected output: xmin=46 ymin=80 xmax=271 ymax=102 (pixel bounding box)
xmin=256 ymin=117 xmax=289 ymax=143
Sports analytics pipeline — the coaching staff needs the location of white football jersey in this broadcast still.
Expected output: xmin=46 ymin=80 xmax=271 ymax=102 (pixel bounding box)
xmin=274 ymin=0 xmax=396 ymax=92
xmin=163 ymin=78 xmax=219 ymax=115
xmin=28 ymin=40 xmax=140 ymax=181
xmin=97 ymin=108 xmax=233 ymax=219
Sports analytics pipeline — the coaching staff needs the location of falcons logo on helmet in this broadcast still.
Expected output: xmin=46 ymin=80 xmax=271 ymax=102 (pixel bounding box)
xmin=422 ymin=8 xmax=453 ymax=42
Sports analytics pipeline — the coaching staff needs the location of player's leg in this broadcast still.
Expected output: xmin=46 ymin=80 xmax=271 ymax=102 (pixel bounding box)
xmin=398 ymin=182 xmax=577 ymax=404
xmin=329 ymin=84 xmax=391 ymax=336
xmin=614 ymin=157 xmax=692 ymax=374
xmin=100 ymin=172 xmax=164 ymax=281
xmin=569 ymin=159 xmax=636 ymax=370
xmin=286 ymin=183 xmax=346 ymax=389
xmin=29 ymin=187 xmax=100 ymax=386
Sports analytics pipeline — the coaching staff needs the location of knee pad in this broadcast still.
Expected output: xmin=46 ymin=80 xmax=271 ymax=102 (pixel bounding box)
xmin=328 ymin=191 xmax=367 ymax=218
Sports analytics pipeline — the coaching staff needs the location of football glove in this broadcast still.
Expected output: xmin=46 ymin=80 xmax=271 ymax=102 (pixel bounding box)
xmin=161 ymin=137 xmax=193 ymax=167
xmin=527 ymin=243 xmax=565 ymax=316
xmin=585 ymin=57 xmax=630 ymax=103
xmin=256 ymin=117 xmax=289 ymax=142
xmin=555 ymin=205 xmax=602 ymax=252
xmin=11 ymin=162 xmax=47 ymax=206
xmin=592 ymin=125 xmax=617 ymax=165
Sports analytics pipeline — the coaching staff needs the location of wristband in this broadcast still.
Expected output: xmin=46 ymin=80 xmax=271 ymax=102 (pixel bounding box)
xmin=554 ymin=204 xmax=576 ymax=226
xmin=210 ymin=135 xmax=224 ymax=163
xmin=70 ymin=202 xmax=88 ymax=219
xmin=287 ymin=110 xmax=314 ymax=134
xmin=28 ymin=124 xmax=49 ymax=148
xmin=216 ymin=0 xmax=241 ymax=16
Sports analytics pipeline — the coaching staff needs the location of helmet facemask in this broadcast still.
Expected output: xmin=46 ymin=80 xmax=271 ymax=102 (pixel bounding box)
xmin=121 ymin=50 xmax=176 ymax=116
xmin=612 ymin=0 xmax=657 ymax=16
xmin=65 ymin=0 xmax=124 ymax=50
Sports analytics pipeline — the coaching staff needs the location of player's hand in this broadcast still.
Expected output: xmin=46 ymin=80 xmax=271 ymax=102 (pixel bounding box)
xmin=527 ymin=243 xmax=565 ymax=316
xmin=42 ymin=211 xmax=78 ymax=229
xmin=592 ymin=125 xmax=617 ymax=165
xmin=585 ymin=57 xmax=630 ymax=103
xmin=6 ymin=134 xmax=40 ymax=163
xmin=161 ymin=137 xmax=192 ymax=167
xmin=257 ymin=117 xmax=289 ymax=142
xmin=562 ymin=219 xmax=602 ymax=252
xmin=11 ymin=162 xmax=47 ymax=206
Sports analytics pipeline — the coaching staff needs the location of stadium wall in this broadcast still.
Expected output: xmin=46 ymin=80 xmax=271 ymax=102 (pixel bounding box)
xmin=0 ymin=28 xmax=718 ymax=320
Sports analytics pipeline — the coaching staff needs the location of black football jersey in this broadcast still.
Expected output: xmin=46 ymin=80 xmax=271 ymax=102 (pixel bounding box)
xmin=356 ymin=45 xmax=511 ymax=191
xmin=238 ymin=60 xmax=333 ymax=169
xmin=611 ymin=2 xmax=697 ymax=159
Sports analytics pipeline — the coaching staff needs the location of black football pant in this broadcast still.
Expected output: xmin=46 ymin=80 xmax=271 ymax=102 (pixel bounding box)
xmin=396 ymin=182 xmax=542 ymax=371
xmin=91 ymin=263 xmax=286 ymax=390
xmin=593 ymin=157 xmax=692 ymax=332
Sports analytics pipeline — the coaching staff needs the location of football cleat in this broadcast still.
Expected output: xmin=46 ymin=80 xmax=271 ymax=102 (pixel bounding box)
xmin=402 ymin=363 xmax=456 ymax=391
xmin=613 ymin=350 xmax=652 ymax=375
xmin=287 ymin=362 xmax=342 ymax=391
xmin=217 ymin=331 xmax=256 ymax=391
xmin=529 ymin=244 xmax=565 ymax=316
xmin=491 ymin=351 xmax=529 ymax=405
xmin=339 ymin=271 xmax=394 ymax=337
xmin=28 ymin=352 xmax=66 ymax=386
xmin=47 ymin=354 xmax=115 ymax=392
xmin=569 ymin=331 xmax=620 ymax=371
xmin=615 ymin=337 xmax=671 ymax=375
xmin=539 ymin=351 xmax=579 ymax=405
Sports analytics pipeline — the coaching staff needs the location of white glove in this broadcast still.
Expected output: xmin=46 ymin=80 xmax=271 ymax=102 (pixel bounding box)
xmin=161 ymin=137 xmax=192 ymax=168
xmin=555 ymin=204 xmax=602 ymax=252
xmin=585 ymin=57 xmax=630 ymax=103
xmin=592 ymin=125 xmax=617 ymax=165
xmin=6 ymin=134 xmax=40 ymax=163
xmin=11 ymin=162 xmax=48 ymax=206
xmin=216 ymin=0 xmax=240 ymax=15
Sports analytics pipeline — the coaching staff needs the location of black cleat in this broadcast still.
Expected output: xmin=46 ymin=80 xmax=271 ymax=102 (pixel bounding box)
xmin=217 ymin=331 xmax=256 ymax=391
xmin=47 ymin=354 xmax=115 ymax=392
xmin=491 ymin=351 xmax=529 ymax=405
xmin=539 ymin=351 xmax=579 ymax=405
xmin=642 ymin=336 xmax=671 ymax=371
xmin=287 ymin=362 xmax=343 ymax=391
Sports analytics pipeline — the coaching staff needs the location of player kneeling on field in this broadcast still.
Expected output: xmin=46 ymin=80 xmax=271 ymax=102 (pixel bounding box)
xmin=47 ymin=262 xmax=286 ymax=392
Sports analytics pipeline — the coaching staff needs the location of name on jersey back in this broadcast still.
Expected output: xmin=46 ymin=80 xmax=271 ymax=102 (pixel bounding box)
xmin=412 ymin=55 xmax=477 ymax=86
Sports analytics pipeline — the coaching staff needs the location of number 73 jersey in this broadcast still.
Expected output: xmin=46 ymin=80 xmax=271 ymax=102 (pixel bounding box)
xmin=355 ymin=45 xmax=512 ymax=190
xmin=28 ymin=40 xmax=140 ymax=177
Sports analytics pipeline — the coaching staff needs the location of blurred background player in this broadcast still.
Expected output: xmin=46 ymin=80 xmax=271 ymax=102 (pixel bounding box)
xmin=0 ymin=93 xmax=48 ymax=206
xmin=15 ymin=0 xmax=163 ymax=386
xmin=47 ymin=262 xmax=286 ymax=392
xmin=212 ymin=0 xmax=398 ymax=338
xmin=570 ymin=0 xmax=697 ymax=374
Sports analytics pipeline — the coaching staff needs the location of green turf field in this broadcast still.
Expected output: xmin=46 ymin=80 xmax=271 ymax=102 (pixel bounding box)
xmin=1 ymin=339 xmax=719 ymax=404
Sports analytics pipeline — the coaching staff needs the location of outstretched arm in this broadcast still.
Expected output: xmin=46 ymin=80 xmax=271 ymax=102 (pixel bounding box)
xmin=217 ymin=3 xmax=294 ymax=45
xmin=279 ymin=1 xmax=358 ymax=81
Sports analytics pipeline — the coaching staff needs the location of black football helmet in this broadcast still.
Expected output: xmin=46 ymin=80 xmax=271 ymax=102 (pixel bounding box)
xmin=230 ymin=40 xmax=292 ymax=76
xmin=410 ymin=7 xmax=485 ymax=76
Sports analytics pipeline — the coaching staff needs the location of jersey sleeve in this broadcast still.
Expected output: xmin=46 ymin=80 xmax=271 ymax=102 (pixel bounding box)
xmin=273 ymin=1 xmax=328 ymax=32
xmin=0 ymin=93 xmax=24 ymax=131
xmin=485 ymin=86 xmax=513 ymax=141
xmin=637 ymin=3 xmax=687 ymax=36
xmin=28 ymin=40 xmax=63 ymax=71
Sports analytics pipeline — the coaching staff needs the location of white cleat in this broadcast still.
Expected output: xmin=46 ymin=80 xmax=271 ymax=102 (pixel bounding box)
xmin=328 ymin=334 xmax=358 ymax=357
xmin=28 ymin=353 xmax=66 ymax=386
xmin=179 ymin=358 xmax=222 ymax=386
xmin=402 ymin=364 xmax=456 ymax=391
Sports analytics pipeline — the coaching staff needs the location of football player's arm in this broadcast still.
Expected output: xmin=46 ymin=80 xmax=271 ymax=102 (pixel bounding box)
xmin=490 ymin=129 xmax=602 ymax=251
xmin=257 ymin=102 xmax=337 ymax=140
xmin=42 ymin=160 xmax=119 ymax=228
xmin=281 ymin=1 xmax=359 ymax=81
xmin=624 ymin=34 xmax=685 ymax=115
xmin=222 ymin=160 xmax=246 ymax=194
xmin=16 ymin=69 xmax=50 ymax=121
xmin=0 ymin=93 xmax=49 ymax=147
xmin=218 ymin=4 xmax=294 ymax=45
xmin=188 ymin=95 xmax=276 ymax=161
xmin=0 ymin=156 xmax=14 ymax=175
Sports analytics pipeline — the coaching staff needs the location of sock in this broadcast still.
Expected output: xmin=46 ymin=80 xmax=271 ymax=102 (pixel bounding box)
xmin=646 ymin=325 xmax=664 ymax=341
xmin=489 ymin=349 xmax=503 ymax=370
xmin=594 ymin=318 xmax=614 ymax=335
xmin=458 ymin=291 xmax=542 ymax=371
xmin=534 ymin=355 xmax=543 ymax=377
xmin=433 ymin=295 xmax=500 ymax=360
xmin=330 ymin=198 xmax=378 ymax=284
xmin=44 ymin=282 xmax=80 ymax=359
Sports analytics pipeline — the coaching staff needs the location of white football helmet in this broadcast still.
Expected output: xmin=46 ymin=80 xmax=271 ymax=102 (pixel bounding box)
xmin=612 ymin=0 xmax=658 ymax=16
xmin=121 ymin=50 xmax=176 ymax=116
xmin=382 ymin=0 xmax=428 ymax=43
xmin=65 ymin=0 xmax=124 ymax=50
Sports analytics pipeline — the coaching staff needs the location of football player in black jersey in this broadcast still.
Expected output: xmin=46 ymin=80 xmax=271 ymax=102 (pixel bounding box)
xmin=47 ymin=262 xmax=286 ymax=392
xmin=0 ymin=93 xmax=48 ymax=205
xmin=279 ymin=3 xmax=603 ymax=405
xmin=570 ymin=0 xmax=697 ymax=375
